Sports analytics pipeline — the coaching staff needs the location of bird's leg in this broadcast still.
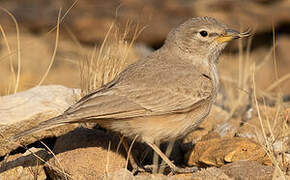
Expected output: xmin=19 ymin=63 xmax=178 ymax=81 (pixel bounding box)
xmin=146 ymin=141 xmax=198 ymax=174
xmin=159 ymin=140 xmax=175 ymax=174
xmin=146 ymin=141 xmax=176 ymax=170
xmin=152 ymin=140 xmax=160 ymax=174
xmin=120 ymin=136 xmax=145 ymax=174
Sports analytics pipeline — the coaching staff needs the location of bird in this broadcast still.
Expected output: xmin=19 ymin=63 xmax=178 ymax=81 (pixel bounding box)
xmin=12 ymin=17 xmax=250 ymax=173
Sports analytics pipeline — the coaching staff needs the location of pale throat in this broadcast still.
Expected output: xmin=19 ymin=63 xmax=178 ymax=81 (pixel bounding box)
xmin=206 ymin=44 xmax=225 ymax=91
xmin=190 ymin=53 xmax=220 ymax=97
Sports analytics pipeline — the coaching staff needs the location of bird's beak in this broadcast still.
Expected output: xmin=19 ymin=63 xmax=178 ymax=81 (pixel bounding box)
xmin=215 ymin=28 xmax=251 ymax=43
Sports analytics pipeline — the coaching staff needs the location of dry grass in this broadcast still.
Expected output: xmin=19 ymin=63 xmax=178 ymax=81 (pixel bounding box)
xmin=0 ymin=2 xmax=78 ymax=96
xmin=253 ymin=69 xmax=288 ymax=179
xmin=255 ymin=26 xmax=289 ymax=179
xmin=0 ymin=7 xmax=21 ymax=95
xmin=38 ymin=10 xmax=61 ymax=86
xmin=79 ymin=21 xmax=144 ymax=95
xmin=219 ymin=27 xmax=289 ymax=178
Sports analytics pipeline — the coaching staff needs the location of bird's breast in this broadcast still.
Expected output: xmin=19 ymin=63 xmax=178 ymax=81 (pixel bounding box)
xmin=209 ymin=64 xmax=219 ymax=99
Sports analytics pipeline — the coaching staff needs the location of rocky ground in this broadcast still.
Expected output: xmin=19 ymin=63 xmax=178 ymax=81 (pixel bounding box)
xmin=0 ymin=0 xmax=290 ymax=179
xmin=1 ymin=85 xmax=288 ymax=179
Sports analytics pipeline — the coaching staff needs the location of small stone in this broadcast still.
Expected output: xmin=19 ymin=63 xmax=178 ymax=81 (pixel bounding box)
xmin=191 ymin=167 xmax=232 ymax=180
xmin=135 ymin=172 xmax=192 ymax=180
xmin=214 ymin=117 xmax=241 ymax=138
xmin=221 ymin=160 xmax=274 ymax=180
xmin=236 ymin=105 xmax=287 ymax=145
xmin=186 ymin=137 xmax=272 ymax=167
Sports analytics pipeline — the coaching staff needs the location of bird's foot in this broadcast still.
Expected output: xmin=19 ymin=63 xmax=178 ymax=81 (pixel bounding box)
xmin=132 ymin=165 xmax=164 ymax=175
xmin=141 ymin=164 xmax=168 ymax=173
xmin=143 ymin=164 xmax=159 ymax=172
xmin=132 ymin=166 xmax=147 ymax=175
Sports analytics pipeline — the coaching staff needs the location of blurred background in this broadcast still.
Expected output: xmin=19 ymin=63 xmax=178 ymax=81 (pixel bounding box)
xmin=0 ymin=0 xmax=290 ymax=99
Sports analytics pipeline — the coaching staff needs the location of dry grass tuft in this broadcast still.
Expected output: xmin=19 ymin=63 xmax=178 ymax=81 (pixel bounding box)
xmin=220 ymin=27 xmax=289 ymax=178
xmin=254 ymin=25 xmax=289 ymax=179
xmin=0 ymin=7 xmax=21 ymax=95
xmin=79 ymin=21 xmax=144 ymax=96
xmin=0 ymin=2 xmax=77 ymax=96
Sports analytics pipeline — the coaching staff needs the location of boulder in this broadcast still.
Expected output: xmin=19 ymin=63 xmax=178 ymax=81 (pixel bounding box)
xmin=0 ymin=85 xmax=80 ymax=156
xmin=45 ymin=128 xmax=128 ymax=180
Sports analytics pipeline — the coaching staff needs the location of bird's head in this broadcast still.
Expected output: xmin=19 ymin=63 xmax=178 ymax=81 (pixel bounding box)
xmin=164 ymin=17 xmax=250 ymax=64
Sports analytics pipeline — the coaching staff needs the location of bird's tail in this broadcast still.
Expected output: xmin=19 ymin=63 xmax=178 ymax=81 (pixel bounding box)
xmin=11 ymin=114 xmax=70 ymax=141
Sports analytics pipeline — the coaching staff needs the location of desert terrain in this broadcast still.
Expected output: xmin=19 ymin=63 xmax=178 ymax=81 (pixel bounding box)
xmin=0 ymin=0 xmax=289 ymax=179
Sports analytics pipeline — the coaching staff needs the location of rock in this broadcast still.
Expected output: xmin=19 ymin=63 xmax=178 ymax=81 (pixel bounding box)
xmin=191 ymin=167 xmax=231 ymax=180
xmin=0 ymin=85 xmax=80 ymax=157
xmin=236 ymin=105 xmax=288 ymax=147
xmin=286 ymin=153 xmax=290 ymax=175
xmin=286 ymin=108 xmax=290 ymax=124
xmin=214 ymin=117 xmax=241 ymax=138
xmin=100 ymin=169 xmax=133 ymax=180
xmin=134 ymin=172 xmax=193 ymax=180
xmin=182 ymin=105 xmax=231 ymax=166
xmin=45 ymin=128 xmax=128 ymax=179
xmin=186 ymin=137 xmax=272 ymax=167
xmin=221 ymin=160 xmax=274 ymax=180
xmin=0 ymin=148 xmax=48 ymax=180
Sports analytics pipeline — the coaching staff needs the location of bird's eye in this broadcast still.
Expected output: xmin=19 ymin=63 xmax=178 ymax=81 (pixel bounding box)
xmin=199 ymin=30 xmax=208 ymax=37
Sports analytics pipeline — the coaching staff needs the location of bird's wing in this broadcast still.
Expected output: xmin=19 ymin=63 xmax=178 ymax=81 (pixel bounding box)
xmin=58 ymin=65 xmax=214 ymax=123
xmin=12 ymin=71 xmax=212 ymax=140
xmin=11 ymin=62 xmax=214 ymax=139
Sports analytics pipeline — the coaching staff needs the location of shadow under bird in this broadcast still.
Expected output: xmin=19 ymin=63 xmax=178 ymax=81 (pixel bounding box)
xmin=12 ymin=17 xmax=250 ymax=173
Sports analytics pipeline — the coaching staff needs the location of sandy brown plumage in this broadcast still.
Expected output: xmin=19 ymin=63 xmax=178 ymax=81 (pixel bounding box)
xmin=12 ymin=17 xmax=250 ymax=173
